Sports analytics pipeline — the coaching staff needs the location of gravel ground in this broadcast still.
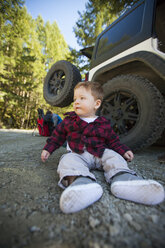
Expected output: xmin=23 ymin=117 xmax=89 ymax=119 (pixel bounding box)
xmin=0 ymin=129 xmax=165 ymax=248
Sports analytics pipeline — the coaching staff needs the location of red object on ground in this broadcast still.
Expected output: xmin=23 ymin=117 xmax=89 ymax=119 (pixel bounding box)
xmin=37 ymin=118 xmax=50 ymax=136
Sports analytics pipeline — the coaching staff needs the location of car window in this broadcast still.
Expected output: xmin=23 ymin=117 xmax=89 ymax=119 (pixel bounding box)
xmin=96 ymin=2 xmax=145 ymax=58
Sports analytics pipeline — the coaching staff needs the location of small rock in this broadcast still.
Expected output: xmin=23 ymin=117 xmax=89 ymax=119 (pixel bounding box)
xmin=29 ymin=226 xmax=40 ymax=233
xmin=49 ymin=231 xmax=55 ymax=239
xmin=123 ymin=213 xmax=133 ymax=222
xmin=129 ymin=221 xmax=141 ymax=231
xmin=125 ymin=204 xmax=132 ymax=210
xmin=50 ymin=207 xmax=55 ymax=214
xmin=41 ymin=205 xmax=49 ymax=213
xmin=89 ymin=216 xmax=100 ymax=228
xmin=109 ymin=224 xmax=120 ymax=236
xmin=151 ymin=214 xmax=159 ymax=224
xmin=89 ymin=241 xmax=101 ymax=248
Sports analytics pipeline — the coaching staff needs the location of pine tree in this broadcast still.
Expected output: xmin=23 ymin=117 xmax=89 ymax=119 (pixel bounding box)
xmin=0 ymin=2 xmax=71 ymax=128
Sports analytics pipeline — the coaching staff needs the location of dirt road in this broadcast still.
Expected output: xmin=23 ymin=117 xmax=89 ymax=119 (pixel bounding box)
xmin=0 ymin=129 xmax=165 ymax=248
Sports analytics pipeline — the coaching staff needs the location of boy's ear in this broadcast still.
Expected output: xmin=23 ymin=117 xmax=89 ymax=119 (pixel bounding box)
xmin=95 ymin=99 xmax=102 ymax=110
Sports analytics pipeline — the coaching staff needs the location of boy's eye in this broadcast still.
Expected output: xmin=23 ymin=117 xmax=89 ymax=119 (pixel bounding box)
xmin=73 ymin=96 xmax=86 ymax=101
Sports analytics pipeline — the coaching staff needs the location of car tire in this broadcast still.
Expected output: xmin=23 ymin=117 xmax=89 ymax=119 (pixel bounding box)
xmin=43 ymin=60 xmax=81 ymax=107
xmin=100 ymin=74 xmax=165 ymax=151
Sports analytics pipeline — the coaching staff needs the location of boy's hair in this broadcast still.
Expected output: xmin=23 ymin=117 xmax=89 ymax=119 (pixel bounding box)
xmin=74 ymin=81 xmax=104 ymax=101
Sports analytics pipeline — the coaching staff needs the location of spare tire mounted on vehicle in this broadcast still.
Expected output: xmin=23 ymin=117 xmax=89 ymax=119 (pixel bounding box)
xmin=43 ymin=60 xmax=81 ymax=107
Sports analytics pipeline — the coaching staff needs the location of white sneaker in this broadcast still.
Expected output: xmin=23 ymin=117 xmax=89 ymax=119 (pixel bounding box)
xmin=60 ymin=178 xmax=103 ymax=213
xmin=111 ymin=177 xmax=165 ymax=205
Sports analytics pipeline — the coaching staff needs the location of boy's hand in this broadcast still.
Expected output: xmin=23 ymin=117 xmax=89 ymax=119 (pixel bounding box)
xmin=41 ymin=150 xmax=50 ymax=162
xmin=123 ymin=150 xmax=134 ymax=162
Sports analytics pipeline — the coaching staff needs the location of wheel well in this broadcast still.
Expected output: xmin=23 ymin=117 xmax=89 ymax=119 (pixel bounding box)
xmin=94 ymin=61 xmax=165 ymax=96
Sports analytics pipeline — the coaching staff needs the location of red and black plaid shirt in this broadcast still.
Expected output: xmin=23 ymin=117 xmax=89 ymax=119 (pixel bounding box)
xmin=43 ymin=111 xmax=130 ymax=158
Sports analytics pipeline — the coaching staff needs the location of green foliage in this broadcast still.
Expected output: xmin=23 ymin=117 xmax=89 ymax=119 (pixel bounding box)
xmin=0 ymin=1 xmax=71 ymax=129
xmin=73 ymin=0 xmax=117 ymax=48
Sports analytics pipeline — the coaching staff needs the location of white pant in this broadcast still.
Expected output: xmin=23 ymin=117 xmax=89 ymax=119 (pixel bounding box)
xmin=57 ymin=149 xmax=135 ymax=189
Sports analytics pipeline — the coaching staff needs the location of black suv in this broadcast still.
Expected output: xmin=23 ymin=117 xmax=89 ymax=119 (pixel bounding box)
xmin=43 ymin=0 xmax=165 ymax=151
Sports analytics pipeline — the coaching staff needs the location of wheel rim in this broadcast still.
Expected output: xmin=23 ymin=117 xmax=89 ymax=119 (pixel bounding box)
xmin=100 ymin=90 xmax=140 ymax=137
xmin=48 ymin=70 xmax=65 ymax=96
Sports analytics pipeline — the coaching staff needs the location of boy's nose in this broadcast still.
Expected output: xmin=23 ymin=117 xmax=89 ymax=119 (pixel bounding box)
xmin=75 ymin=99 xmax=80 ymax=104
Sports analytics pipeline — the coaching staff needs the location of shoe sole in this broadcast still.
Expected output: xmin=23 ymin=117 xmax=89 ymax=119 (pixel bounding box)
xmin=111 ymin=180 xmax=165 ymax=205
xmin=60 ymin=183 xmax=103 ymax=213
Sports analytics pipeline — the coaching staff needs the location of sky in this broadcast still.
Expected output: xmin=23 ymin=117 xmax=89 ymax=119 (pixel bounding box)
xmin=25 ymin=0 xmax=88 ymax=50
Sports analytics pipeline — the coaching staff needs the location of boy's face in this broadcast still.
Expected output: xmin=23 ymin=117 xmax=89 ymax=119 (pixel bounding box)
xmin=73 ymin=86 xmax=101 ymax=118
